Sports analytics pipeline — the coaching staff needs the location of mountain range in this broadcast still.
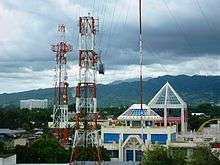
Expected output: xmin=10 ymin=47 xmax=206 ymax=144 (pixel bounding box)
xmin=0 ymin=75 xmax=219 ymax=107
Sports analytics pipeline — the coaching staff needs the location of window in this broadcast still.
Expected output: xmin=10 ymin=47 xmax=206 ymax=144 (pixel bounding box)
xmin=135 ymin=150 xmax=142 ymax=161
xmin=108 ymin=150 xmax=119 ymax=158
xmin=104 ymin=133 xmax=119 ymax=143
xmin=132 ymin=121 xmax=141 ymax=127
xmin=151 ymin=134 xmax=167 ymax=144
xmin=126 ymin=150 xmax=133 ymax=161
xmin=171 ymin=133 xmax=176 ymax=142
xmin=145 ymin=121 xmax=152 ymax=126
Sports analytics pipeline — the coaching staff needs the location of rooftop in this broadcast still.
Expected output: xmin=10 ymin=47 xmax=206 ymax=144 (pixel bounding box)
xmin=117 ymin=104 xmax=162 ymax=121
xmin=0 ymin=128 xmax=26 ymax=134
xmin=148 ymin=82 xmax=187 ymax=109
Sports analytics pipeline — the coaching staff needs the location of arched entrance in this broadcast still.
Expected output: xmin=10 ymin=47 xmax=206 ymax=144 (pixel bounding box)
xmin=122 ymin=135 xmax=143 ymax=162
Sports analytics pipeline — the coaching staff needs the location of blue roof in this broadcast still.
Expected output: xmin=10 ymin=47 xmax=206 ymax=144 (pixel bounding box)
xmin=117 ymin=104 xmax=162 ymax=121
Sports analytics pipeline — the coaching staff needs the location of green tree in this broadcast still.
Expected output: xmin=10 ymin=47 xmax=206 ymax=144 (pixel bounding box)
xmin=0 ymin=107 xmax=52 ymax=130
xmin=144 ymin=145 xmax=186 ymax=165
xmin=15 ymin=145 xmax=32 ymax=163
xmin=29 ymin=137 xmax=69 ymax=163
xmin=143 ymin=145 xmax=173 ymax=165
xmin=169 ymin=148 xmax=186 ymax=165
xmin=0 ymin=142 xmax=4 ymax=154
xmin=75 ymin=146 xmax=110 ymax=161
xmin=190 ymin=147 xmax=220 ymax=165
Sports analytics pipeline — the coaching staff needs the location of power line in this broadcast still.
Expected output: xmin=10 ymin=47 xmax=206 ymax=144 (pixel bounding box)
xmin=92 ymin=0 xmax=96 ymax=15
xmin=104 ymin=2 xmax=117 ymax=57
xmin=97 ymin=0 xmax=108 ymax=51
xmin=192 ymin=0 xmax=217 ymax=34
xmin=161 ymin=0 xmax=209 ymax=75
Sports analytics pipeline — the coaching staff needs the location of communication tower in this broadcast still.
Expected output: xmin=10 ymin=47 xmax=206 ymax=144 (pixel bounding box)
xmin=70 ymin=13 xmax=104 ymax=164
xmin=50 ymin=25 xmax=72 ymax=141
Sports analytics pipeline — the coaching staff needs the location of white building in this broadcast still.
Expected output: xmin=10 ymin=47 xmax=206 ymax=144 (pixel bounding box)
xmin=20 ymin=99 xmax=48 ymax=110
xmin=101 ymin=104 xmax=177 ymax=162
xmin=100 ymin=82 xmax=189 ymax=162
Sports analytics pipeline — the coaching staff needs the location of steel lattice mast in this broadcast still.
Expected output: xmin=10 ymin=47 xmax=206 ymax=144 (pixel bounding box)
xmin=50 ymin=25 xmax=72 ymax=141
xmin=139 ymin=0 xmax=145 ymax=163
xmin=70 ymin=14 xmax=104 ymax=164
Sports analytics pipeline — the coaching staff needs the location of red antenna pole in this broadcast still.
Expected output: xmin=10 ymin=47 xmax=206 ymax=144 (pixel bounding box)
xmin=139 ymin=0 xmax=145 ymax=164
xmin=139 ymin=0 xmax=143 ymax=110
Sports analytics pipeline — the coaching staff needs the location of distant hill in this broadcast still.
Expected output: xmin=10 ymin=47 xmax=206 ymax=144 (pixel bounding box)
xmin=110 ymin=77 xmax=152 ymax=85
xmin=0 ymin=75 xmax=219 ymax=107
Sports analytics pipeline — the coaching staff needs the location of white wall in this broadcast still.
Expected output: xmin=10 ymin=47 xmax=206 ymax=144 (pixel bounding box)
xmin=0 ymin=155 xmax=16 ymax=165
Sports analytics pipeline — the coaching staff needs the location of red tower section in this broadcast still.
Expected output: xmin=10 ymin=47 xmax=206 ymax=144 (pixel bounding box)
xmin=50 ymin=25 xmax=72 ymax=143
xmin=70 ymin=14 xmax=104 ymax=165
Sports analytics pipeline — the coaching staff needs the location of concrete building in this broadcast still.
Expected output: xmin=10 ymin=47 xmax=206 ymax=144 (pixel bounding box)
xmin=20 ymin=99 xmax=48 ymax=110
xmin=101 ymin=104 xmax=177 ymax=162
xmin=178 ymin=120 xmax=220 ymax=143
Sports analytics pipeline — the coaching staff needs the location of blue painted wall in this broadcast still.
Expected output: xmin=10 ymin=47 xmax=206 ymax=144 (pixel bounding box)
xmin=104 ymin=133 xmax=120 ymax=143
xmin=151 ymin=134 xmax=167 ymax=144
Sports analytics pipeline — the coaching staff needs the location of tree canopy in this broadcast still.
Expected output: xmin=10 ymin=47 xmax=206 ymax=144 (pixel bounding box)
xmin=190 ymin=146 xmax=220 ymax=165
xmin=1 ymin=134 xmax=110 ymax=163
xmin=144 ymin=145 xmax=176 ymax=165
xmin=144 ymin=145 xmax=219 ymax=165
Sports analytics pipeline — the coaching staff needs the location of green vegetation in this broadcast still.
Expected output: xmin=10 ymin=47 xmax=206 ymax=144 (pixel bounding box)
xmin=188 ymin=103 xmax=220 ymax=130
xmin=0 ymin=142 xmax=4 ymax=153
xmin=0 ymin=103 xmax=220 ymax=163
xmin=15 ymin=137 xmax=70 ymax=163
xmin=1 ymin=134 xmax=110 ymax=163
xmin=1 ymin=135 xmax=70 ymax=163
xmin=99 ymin=106 xmax=128 ymax=118
xmin=190 ymin=146 xmax=220 ymax=165
xmin=0 ymin=103 xmax=220 ymax=131
xmin=144 ymin=145 xmax=219 ymax=165
xmin=74 ymin=146 xmax=110 ymax=161
xmin=144 ymin=145 xmax=185 ymax=165
xmin=0 ymin=106 xmax=52 ymax=130
xmin=0 ymin=75 xmax=219 ymax=107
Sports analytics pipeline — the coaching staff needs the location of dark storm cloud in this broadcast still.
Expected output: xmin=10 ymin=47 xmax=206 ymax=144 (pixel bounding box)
xmin=1 ymin=0 xmax=220 ymax=66
xmin=102 ymin=14 xmax=220 ymax=65
xmin=0 ymin=0 xmax=219 ymax=93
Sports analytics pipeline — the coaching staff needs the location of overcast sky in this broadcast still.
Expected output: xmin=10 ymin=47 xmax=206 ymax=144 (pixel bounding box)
xmin=0 ymin=0 xmax=220 ymax=93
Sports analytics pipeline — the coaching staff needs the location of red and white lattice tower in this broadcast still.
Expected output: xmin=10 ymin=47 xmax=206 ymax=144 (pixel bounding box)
xmin=70 ymin=14 xmax=104 ymax=164
xmin=50 ymin=25 xmax=72 ymax=141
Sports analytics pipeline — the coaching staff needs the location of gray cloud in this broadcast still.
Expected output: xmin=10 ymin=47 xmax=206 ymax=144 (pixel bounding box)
xmin=0 ymin=0 xmax=220 ymax=93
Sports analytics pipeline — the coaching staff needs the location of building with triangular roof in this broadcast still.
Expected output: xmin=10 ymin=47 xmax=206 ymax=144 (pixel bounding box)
xmin=148 ymin=82 xmax=187 ymax=133
xmin=118 ymin=104 xmax=162 ymax=122
xmin=101 ymin=103 xmax=176 ymax=161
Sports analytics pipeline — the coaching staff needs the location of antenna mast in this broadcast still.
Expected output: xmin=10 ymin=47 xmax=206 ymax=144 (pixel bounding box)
xmin=139 ymin=0 xmax=145 ymax=163
xmin=139 ymin=0 xmax=143 ymax=110
xmin=50 ymin=25 xmax=72 ymax=142
xmin=70 ymin=13 xmax=104 ymax=165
